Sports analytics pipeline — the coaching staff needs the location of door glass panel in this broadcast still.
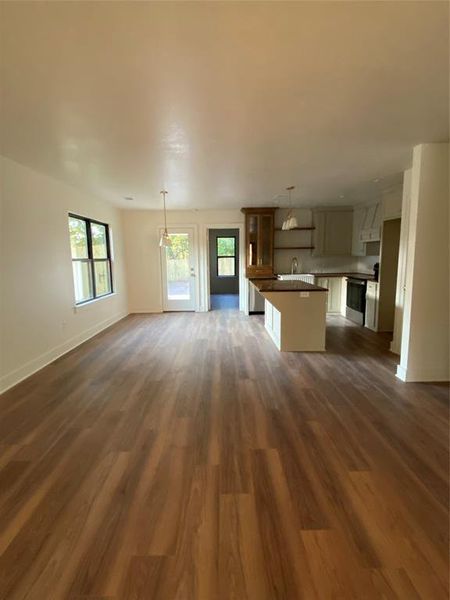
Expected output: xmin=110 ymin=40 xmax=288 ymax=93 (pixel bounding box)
xmin=218 ymin=257 xmax=235 ymax=276
xmin=91 ymin=223 xmax=108 ymax=258
xmin=217 ymin=237 xmax=235 ymax=257
xmin=165 ymin=233 xmax=190 ymax=300
xmin=217 ymin=237 xmax=236 ymax=276
xmin=261 ymin=215 xmax=272 ymax=265
xmin=248 ymin=215 xmax=258 ymax=266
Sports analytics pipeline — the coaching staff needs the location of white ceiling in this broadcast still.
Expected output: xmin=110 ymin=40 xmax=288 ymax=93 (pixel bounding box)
xmin=1 ymin=1 xmax=448 ymax=209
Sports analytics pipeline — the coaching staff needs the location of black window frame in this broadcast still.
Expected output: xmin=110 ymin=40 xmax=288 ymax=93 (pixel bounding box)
xmin=216 ymin=236 xmax=237 ymax=278
xmin=69 ymin=213 xmax=114 ymax=305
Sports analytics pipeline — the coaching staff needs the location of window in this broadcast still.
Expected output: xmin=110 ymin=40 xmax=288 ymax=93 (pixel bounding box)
xmin=68 ymin=214 xmax=113 ymax=304
xmin=217 ymin=236 xmax=236 ymax=277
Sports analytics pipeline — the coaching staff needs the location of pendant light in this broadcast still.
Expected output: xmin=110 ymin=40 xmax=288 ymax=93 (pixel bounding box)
xmin=282 ymin=186 xmax=298 ymax=230
xmin=159 ymin=190 xmax=172 ymax=247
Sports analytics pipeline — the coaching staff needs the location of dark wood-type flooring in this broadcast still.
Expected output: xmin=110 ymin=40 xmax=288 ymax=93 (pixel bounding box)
xmin=0 ymin=311 xmax=448 ymax=599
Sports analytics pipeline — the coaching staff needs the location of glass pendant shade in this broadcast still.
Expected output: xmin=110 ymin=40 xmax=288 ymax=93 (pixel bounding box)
xmin=288 ymin=216 xmax=298 ymax=229
xmin=283 ymin=186 xmax=296 ymax=230
xmin=159 ymin=229 xmax=171 ymax=247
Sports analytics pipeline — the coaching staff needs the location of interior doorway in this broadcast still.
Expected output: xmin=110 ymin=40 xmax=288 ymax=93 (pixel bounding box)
xmin=208 ymin=228 xmax=240 ymax=310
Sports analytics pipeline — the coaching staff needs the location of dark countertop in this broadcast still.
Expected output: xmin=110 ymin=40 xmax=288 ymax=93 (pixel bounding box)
xmin=250 ymin=278 xmax=327 ymax=293
xmin=309 ymin=272 xmax=375 ymax=281
xmin=274 ymin=271 xmax=375 ymax=281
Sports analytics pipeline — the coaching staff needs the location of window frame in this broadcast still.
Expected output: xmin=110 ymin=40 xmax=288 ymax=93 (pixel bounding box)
xmin=216 ymin=235 xmax=237 ymax=278
xmin=69 ymin=213 xmax=114 ymax=305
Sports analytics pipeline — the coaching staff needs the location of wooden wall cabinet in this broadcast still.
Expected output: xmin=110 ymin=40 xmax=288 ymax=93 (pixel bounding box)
xmin=241 ymin=208 xmax=275 ymax=278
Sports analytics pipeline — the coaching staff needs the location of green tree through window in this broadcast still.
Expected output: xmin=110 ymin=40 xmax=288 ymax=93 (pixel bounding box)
xmin=69 ymin=215 xmax=113 ymax=304
xmin=217 ymin=237 xmax=236 ymax=277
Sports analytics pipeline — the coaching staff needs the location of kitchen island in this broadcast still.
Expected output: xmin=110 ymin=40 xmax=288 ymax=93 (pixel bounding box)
xmin=250 ymin=279 xmax=328 ymax=352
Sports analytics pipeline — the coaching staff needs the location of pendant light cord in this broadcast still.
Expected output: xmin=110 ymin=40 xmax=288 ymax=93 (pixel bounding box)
xmin=161 ymin=190 xmax=168 ymax=232
xmin=285 ymin=185 xmax=295 ymax=227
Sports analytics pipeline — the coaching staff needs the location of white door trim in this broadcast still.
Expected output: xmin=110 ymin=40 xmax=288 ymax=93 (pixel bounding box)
xmin=200 ymin=223 xmax=248 ymax=314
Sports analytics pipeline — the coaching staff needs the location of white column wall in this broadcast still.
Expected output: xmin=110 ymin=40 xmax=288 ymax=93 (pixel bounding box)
xmin=397 ymin=143 xmax=449 ymax=382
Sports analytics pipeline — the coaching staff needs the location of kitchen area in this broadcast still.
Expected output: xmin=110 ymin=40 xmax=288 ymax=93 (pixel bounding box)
xmin=243 ymin=184 xmax=402 ymax=352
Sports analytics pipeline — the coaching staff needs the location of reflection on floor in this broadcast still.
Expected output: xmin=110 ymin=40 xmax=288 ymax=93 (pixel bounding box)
xmin=1 ymin=312 xmax=448 ymax=598
xmin=210 ymin=294 xmax=239 ymax=310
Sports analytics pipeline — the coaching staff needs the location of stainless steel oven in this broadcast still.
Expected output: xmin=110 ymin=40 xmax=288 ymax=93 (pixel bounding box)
xmin=346 ymin=278 xmax=367 ymax=325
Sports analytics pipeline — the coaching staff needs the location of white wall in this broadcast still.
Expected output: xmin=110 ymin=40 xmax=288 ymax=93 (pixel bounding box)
xmin=122 ymin=208 xmax=244 ymax=313
xmin=397 ymin=143 xmax=449 ymax=382
xmin=391 ymin=168 xmax=412 ymax=354
xmin=0 ymin=156 xmax=128 ymax=393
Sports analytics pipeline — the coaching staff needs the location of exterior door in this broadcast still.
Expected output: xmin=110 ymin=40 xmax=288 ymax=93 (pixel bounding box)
xmin=161 ymin=228 xmax=197 ymax=311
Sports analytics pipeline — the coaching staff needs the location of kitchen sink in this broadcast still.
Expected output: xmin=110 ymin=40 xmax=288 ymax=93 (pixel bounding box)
xmin=277 ymin=273 xmax=315 ymax=283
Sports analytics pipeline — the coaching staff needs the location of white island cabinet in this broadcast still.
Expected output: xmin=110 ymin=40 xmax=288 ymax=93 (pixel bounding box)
xmin=251 ymin=280 xmax=327 ymax=352
xmin=264 ymin=300 xmax=282 ymax=348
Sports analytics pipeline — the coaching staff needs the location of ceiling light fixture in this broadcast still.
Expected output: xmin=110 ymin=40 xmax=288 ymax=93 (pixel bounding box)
xmin=159 ymin=190 xmax=172 ymax=247
xmin=282 ymin=186 xmax=298 ymax=230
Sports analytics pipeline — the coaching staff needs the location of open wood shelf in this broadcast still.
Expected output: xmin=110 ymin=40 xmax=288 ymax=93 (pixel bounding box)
xmin=274 ymin=246 xmax=315 ymax=250
xmin=274 ymin=227 xmax=315 ymax=231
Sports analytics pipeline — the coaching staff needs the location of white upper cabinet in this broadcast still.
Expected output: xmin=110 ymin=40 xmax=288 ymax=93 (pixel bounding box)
xmin=352 ymin=201 xmax=381 ymax=250
xmin=313 ymin=208 xmax=353 ymax=256
xmin=352 ymin=206 xmax=367 ymax=256
xmin=360 ymin=201 xmax=381 ymax=242
xmin=382 ymin=186 xmax=402 ymax=221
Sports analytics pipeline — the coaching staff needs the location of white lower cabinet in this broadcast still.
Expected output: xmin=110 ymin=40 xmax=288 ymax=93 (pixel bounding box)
xmin=365 ymin=281 xmax=379 ymax=331
xmin=328 ymin=278 xmax=343 ymax=313
xmin=264 ymin=299 xmax=272 ymax=330
xmin=315 ymin=277 xmax=343 ymax=314
xmin=264 ymin=299 xmax=281 ymax=348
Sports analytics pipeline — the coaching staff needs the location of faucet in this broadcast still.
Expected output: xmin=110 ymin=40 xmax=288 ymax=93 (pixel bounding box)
xmin=291 ymin=257 xmax=298 ymax=274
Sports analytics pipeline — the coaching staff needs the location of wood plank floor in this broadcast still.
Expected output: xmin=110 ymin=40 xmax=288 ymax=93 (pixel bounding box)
xmin=0 ymin=310 xmax=448 ymax=599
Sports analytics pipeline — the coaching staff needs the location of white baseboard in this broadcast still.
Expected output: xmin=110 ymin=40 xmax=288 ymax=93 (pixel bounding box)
xmin=0 ymin=311 xmax=128 ymax=395
xmin=264 ymin=323 xmax=281 ymax=350
xmin=396 ymin=364 xmax=450 ymax=382
xmin=129 ymin=309 xmax=163 ymax=314
xmin=395 ymin=365 xmax=408 ymax=381
xmin=389 ymin=341 xmax=400 ymax=355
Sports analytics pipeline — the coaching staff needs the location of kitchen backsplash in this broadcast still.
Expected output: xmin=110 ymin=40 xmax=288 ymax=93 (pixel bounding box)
xmin=356 ymin=255 xmax=380 ymax=273
xmin=274 ymin=254 xmax=374 ymax=274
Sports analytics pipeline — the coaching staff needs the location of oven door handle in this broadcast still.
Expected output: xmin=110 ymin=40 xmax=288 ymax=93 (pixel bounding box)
xmin=347 ymin=279 xmax=366 ymax=286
